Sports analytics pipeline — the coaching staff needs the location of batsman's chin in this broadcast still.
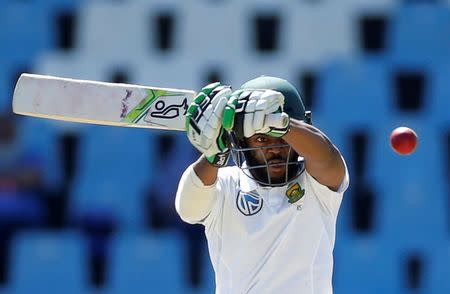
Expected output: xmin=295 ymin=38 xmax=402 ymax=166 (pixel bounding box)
xmin=268 ymin=165 xmax=286 ymax=178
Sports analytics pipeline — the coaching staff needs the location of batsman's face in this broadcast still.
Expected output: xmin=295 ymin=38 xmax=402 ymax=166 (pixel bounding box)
xmin=244 ymin=134 xmax=296 ymax=184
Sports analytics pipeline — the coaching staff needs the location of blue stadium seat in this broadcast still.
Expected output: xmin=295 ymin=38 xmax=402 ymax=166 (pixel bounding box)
xmin=0 ymin=61 xmax=31 ymax=112
xmin=34 ymin=0 xmax=79 ymax=10
xmin=186 ymin=249 xmax=216 ymax=294
xmin=316 ymin=58 xmax=391 ymax=128
xmin=106 ymin=232 xmax=186 ymax=294
xmin=0 ymin=2 xmax=53 ymax=63
xmin=16 ymin=117 xmax=64 ymax=189
xmin=429 ymin=244 xmax=450 ymax=294
xmin=7 ymin=231 xmax=88 ymax=294
xmin=430 ymin=62 xmax=450 ymax=123
xmin=200 ymin=253 xmax=216 ymax=294
xmin=70 ymin=125 xmax=153 ymax=228
xmin=77 ymin=126 xmax=152 ymax=182
xmin=370 ymin=122 xmax=447 ymax=245
xmin=0 ymin=65 xmax=12 ymax=113
xmin=388 ymin=3 xmax=450 ymax=65
xmin=0 ymin=195 xmax=45 ymax=229
xmin=334 ymin=238 xmax=402 ymax=294
xmin=1 ymin=0 xmax=80 ymax=63
xmin=70 ymin=172 xmax=145 ymax=229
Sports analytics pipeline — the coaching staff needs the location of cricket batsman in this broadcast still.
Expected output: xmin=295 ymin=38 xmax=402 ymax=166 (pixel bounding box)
xmin=176 ymin=76 xmax=349 ymax=293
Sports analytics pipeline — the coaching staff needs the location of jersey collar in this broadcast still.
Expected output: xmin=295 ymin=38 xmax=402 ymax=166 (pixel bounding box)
xmin=238 ymin=167 xmax=259 ymax=193
xmin=238 ymin=164 xmax=305 ymax=194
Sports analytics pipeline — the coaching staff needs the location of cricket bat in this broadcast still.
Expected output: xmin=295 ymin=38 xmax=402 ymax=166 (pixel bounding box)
xmin=12 ymin=73 xmax=197 ymax=131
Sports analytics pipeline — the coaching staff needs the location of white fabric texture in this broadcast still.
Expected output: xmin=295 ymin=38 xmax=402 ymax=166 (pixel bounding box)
xmin=176 ymin=156 xmax=349 ymax=294
xmin=175 ymin=164 xmax=218 ymax=224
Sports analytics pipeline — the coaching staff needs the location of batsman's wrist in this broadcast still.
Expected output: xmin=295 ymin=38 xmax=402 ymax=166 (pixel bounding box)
xmin=206 ymin=150 xmax=230 ymax=167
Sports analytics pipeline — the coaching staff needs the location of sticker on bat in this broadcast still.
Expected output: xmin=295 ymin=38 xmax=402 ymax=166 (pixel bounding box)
xmin=150 ymin=98 xmax=188 ymax=119
xmin=120 ymin=89 xmax=189 ymax=124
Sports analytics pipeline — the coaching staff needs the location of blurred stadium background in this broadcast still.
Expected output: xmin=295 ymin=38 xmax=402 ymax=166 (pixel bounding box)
xmin=0 ymin=0 xmax=449 ymax=293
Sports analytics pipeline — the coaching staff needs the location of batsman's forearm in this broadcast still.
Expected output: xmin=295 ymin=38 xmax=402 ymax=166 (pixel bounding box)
xmin=283 ymin=119 xmax=338 ymax=162
xmin=193 ymin=155 xmax=219 ymax=185
xmin=283 ymin=119 xmax=346 ymax=191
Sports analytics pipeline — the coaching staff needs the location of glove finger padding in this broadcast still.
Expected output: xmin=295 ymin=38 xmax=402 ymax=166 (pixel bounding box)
xmin=226 ymin=89 xmax=289 ymax=138
xmin=186 ymin=82 xmax=232 ymax=165
xmin=263 ymin=112 xmax=290 ymax=137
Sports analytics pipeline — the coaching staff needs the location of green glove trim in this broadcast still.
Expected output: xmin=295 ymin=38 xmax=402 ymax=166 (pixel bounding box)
xmin=267 ymin=129 xmax=287 ymax=138
xmin=186 ymin=103 xmax=198 ymax=115
xmin=185 ymin=113 xmax=191 ymax=131
xmin=222 ymin=107 xmax=235 ymax=131
xmin=223 ymin=93 xmax=239 ymax=131
xmin=194 ymin=92 xmax=207 ymax=104
xmin=201 ymin=82 xmax=221 ymax=96
xmin=217 ymin=128 xmax=227 ymax=151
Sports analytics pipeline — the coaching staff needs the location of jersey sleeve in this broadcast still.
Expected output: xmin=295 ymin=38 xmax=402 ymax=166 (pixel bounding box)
xmin=304 ymin=155 xmax=349 ymax=217
xmin=201 ymin=167 xmax=237 ymax=229
xmin=175 ymin=164 xmax=236 ymax=227
xmin=175 ymin=164 xmax=218 ymax=224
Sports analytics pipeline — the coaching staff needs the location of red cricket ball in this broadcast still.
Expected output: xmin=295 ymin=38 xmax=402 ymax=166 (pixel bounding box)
xmin=390 ymin=127 xmax=418 ymax=155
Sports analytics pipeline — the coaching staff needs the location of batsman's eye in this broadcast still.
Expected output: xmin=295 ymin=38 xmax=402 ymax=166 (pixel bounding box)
xmin=254 ymin=136 xmax=267 ymax=144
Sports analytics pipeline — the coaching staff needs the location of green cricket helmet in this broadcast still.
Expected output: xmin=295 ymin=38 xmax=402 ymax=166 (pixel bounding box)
xmin=229 ymin=76 xmax=311 ymax=187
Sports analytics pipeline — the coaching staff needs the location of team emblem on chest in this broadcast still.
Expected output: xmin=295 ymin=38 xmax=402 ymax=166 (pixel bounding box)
xmin=286 ymin=182 xmax=305 ymax=204
xmin=236 ymin=191 xmax=263 ymax=216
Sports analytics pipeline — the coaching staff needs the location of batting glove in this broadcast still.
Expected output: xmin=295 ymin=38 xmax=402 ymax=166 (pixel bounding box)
xmin=186 ymin=82 xmax=232 ymax=167
xmin=223 ymin=89 xmax=290 ymax=138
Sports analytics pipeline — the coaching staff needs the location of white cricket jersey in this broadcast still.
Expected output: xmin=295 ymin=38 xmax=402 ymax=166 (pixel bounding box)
xmin=183 ymin=162 xmax=349 ymax=294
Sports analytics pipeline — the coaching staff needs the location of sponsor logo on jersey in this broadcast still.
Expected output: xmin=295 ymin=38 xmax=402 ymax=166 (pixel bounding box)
xmin=286 ymin=182 xmax=305 ymax=204
xmin=236 ymin=191 xmax=263 ymax=216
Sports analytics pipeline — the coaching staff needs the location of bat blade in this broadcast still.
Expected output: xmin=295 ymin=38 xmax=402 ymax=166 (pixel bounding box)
xmin=12 ymin=74 xmax=196 ymax=131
